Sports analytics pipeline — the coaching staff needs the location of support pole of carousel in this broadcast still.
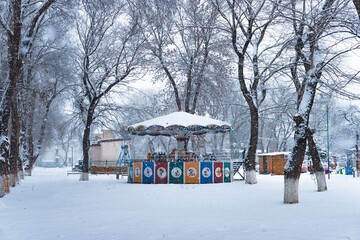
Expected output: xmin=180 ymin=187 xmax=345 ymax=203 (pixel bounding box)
xmin=176 ymin=136 xmax=189 ymax=158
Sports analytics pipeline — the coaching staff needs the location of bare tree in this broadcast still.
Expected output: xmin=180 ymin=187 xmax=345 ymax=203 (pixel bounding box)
xmin=0 ymin=0 xmax=55 ymax=191
xmin=213 ymin=0 xmax=286 ymax=184
xmin=283 ymin=0 xmax=356 ymax=203
xmin=72 ymin=0 xmax=143 ymax=181
xmin=138 ymin=0 xmax=231 ymax=115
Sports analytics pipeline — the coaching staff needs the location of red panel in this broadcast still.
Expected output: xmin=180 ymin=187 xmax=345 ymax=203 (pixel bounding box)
xmin=155 ymin=162 xmax=168 ymax=184
xmin=213 ymin=162 xmax=223 ymax=183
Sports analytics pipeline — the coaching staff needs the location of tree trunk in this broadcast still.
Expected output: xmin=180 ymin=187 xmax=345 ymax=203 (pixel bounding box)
xmin=7 ymin=0 xmax=22 ymax=188
xmin=161 ymin=62 xmax=182 ymax=111
xmin=284 ymin=176 xmax=299 ymax=204
xmin=0 ymin=101 xmax=10 ymax=195
xmin=284 ymin=115 xmax=307 ymax=204
xmin=26 ymin=156 xmax=37 ymax=176
xmin=26 ymin=90 xmax=55 ymax=176
xmin=245 ymin=106 xmax=259 ymax=184
xmin=17 ymin=146 xmax=24 ymax=180
xmin=307 ymin=129 xmax=327 ymax=192
xmin=79 ymin=104 xmax=96 ymax=181
xmin=353 ymin=0 xmax=360 ymax=19
xmin=79 ymin=124 xmax=91 ymax=181
xmin=4 ymin=176 xmax=9 ymax=194
xmin=8 ymin=94 xmax=21 ymax=187
xmin=0 ymin=161 xmax=5 ymax=197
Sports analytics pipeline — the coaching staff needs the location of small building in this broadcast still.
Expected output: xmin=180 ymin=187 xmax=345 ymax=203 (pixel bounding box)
xmin=38 ymin=146 xmax=66 ymax=168
xmin=89 ymin=130 xmax=130 ymax=166
xmin=258 ymin=152 xmax=291 ymax=175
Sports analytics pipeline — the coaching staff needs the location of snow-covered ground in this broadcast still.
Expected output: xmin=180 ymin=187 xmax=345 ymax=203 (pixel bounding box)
xmin=0 ymin=167 xmax=359 ymax=240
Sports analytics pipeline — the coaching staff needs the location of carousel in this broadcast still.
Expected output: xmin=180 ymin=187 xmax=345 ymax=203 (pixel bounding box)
xmin=127 ymin=111 xmax=233 ymax=184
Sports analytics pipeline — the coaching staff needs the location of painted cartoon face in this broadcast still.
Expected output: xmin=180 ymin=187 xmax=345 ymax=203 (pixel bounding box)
xmin=171 ymin=167 xmax=182 ymax=178
xmin=224 ymin=167 xmax=230 ymax=177
xmin=202 ymin=167 xmax=211 ymax=177
xmin=215 ymin=167 xmax=222 ymax=177
xmin=144 ymin=167 xmax=153 ymax=178
xmin=157 ymin=167 xmax=167 ymax=179
xmin=187 ymin=167 xmax=197 ymax=178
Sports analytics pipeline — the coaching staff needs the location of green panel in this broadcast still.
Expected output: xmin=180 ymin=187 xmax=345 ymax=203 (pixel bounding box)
xmin=127 ymin=161 xmax=134 ymax=183
xmin=169 ymin=162 xmax=184 ymax=184
xmin=224 ymin=162 xmax=232 ymax=182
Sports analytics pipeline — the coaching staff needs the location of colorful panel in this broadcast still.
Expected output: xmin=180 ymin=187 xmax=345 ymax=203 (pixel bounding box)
xmin=224 ymin=162 xmax=232 ymax=183
xmin=213 ymin=162 xmax=223 ymax=183
xmin=127 ymin=161 xmax=134 ymax=183
xmin=200 ymin=162 xmax=213 ymax=184
xmin=169 ymin=162 xmax=184 ymax=184
xmin=142 ymin=162 xmax=155 ymax=184
xmin=184 ymin=162 xmax=200 ymax=184
xmin=133 ymin=162 xmax=142 ymax=183
xmin=155 ymin=162 xmax=168 ymax=184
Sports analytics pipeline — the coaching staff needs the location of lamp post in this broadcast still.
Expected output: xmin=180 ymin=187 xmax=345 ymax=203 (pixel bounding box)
xmin=71 ymin=146 xmax=74 ymax=169
xmin=355 ymin=131 xmax=359 ymax=177
xmin=326 ymin=105 xmax=330 ymax=179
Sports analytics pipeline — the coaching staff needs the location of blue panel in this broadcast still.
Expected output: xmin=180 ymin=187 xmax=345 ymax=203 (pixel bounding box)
xmin=142 ymin=162 xmax=155 ymax=184
xmin=200 ymin=162 xmax=213 ymax=184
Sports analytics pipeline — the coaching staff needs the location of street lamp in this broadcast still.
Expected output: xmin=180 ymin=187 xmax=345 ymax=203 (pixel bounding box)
xmin=71 ymin=146 xmax=74 ymax=169
xmin=326 ymin=105 xmax=330 ymax=179
xmin=355 ymin=131 xmax=359 ymax=177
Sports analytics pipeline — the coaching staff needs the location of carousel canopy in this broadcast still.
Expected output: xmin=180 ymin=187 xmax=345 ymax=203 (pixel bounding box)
xmin=127 ymin=111 xmax=231 ymax=137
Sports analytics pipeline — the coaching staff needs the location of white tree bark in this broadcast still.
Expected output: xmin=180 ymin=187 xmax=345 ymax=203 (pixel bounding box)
xmin=245 ymin=170 xmax=257 ymax=184
xmin=315 ymin=171 xmax=327 ymax=192
xmin=9 ymin=173 xmax=16 ymax=187
xmin=0 ymin=175 xmax=5 ymax=198
xmin=18 ymin=170 xmax=24 ymax=180
xmin=284 ymin=177 xmax=299 ymax=204
xmin=79 ymin=172 xmax=89 ymax=181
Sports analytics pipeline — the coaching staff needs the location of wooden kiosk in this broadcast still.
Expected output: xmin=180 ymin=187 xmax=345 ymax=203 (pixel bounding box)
xmin=258 ymin=152 xmax=291 ymax=175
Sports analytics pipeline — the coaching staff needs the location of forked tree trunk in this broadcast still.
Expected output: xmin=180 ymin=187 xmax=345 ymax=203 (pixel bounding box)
xmin=307 ymin=129 xmax=327 ymax=192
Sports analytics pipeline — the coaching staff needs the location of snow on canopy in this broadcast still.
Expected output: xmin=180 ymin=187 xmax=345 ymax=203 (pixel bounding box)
xmin=127 ymin=111 xmax=231 ymax=137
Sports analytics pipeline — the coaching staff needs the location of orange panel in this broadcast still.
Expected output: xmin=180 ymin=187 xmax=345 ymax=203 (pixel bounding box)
xmin=133 ymin=162 xmax=142 ymax=183
xmin=184 ymin=162 xmax=199 ymax=184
